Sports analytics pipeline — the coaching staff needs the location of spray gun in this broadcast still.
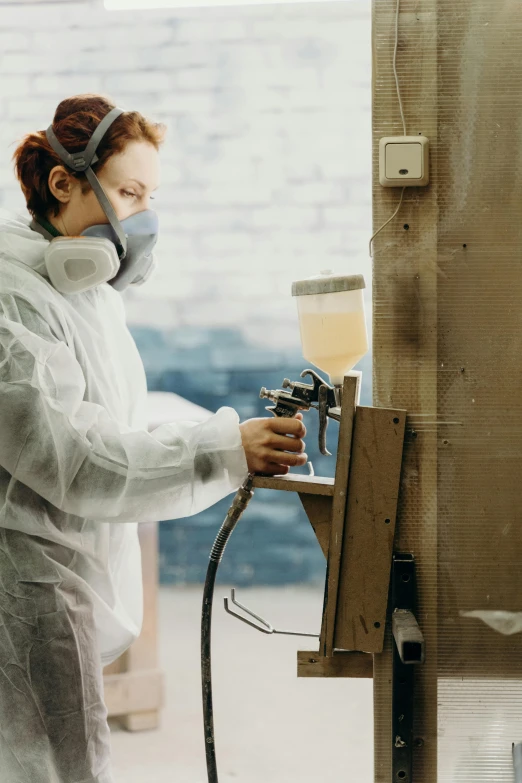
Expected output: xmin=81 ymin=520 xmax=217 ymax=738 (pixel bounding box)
xmin=259 ymin=368 xmax=342 ymax=457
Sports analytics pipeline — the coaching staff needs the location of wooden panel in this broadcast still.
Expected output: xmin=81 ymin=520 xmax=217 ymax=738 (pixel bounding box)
xmin=297 ymin=650 xmax=373 ymax=679
xmin=299 ymin=493 xmax=332 ymax=559
xmin=434 ymin=0 xmax=522 ymax=697
xmin=252 ymin=474 xmax=334 ymax=495
xmin=334 ymin=406 xmax=406 ymax=653
xmin=320 ymin=373 xmax=360 ymax=657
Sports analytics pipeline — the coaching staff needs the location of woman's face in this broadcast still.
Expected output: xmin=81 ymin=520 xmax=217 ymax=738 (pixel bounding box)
xmin=47 ymin=140 xmax=160 ymax=236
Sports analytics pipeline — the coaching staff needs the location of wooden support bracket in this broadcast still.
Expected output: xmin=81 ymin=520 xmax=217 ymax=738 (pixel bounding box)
xmin=252 ymin=474 xmax=334 ymax=495
xmin=296 ymin=404 xmax=405 ymax=677
xmin=299 ymin=493 xmax=332 ymax=559
xmin=320 ymin=373 xmax=361 ymax=657
xmin=297 ymin=650 xmax=373 ymax=679
xmin=253 ymin=379 xmax=407 ymax=678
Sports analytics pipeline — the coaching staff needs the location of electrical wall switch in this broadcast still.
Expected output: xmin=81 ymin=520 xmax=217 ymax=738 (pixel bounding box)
xmin=379 ymin=136 xmax=430 ymax=187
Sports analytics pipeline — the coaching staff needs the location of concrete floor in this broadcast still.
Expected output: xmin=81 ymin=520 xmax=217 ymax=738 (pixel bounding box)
xmin=109 ymin=585 xmax=374 ymax=783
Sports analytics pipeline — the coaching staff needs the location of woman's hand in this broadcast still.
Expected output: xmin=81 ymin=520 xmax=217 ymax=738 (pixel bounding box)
xmin=239 ymin=412 xmax=307 ymax=476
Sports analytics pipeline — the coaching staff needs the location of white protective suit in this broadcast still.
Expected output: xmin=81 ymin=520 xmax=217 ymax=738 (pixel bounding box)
xmin=0 ymin=208 xmax=249 ymax=782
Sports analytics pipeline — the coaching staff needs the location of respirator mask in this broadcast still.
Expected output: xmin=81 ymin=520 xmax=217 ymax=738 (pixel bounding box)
xmin=33 ymin=107 xmax=159 ymax=295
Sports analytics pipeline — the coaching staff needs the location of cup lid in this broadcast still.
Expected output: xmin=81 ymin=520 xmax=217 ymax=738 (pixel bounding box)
xmin=291 ymin=269 xmax=366 ymax=297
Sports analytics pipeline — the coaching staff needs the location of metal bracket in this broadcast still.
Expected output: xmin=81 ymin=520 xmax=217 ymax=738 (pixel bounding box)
xmin=224 ymin=589 xmax=319 ymax=638
xmin=392 ymin=553 xmax=424 ymax=783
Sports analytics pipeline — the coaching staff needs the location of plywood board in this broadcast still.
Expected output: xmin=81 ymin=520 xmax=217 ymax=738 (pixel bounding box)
xmin=333 ymin=406 xmax=406 ymax=653
xmin=252 ymin=474 xmax=334 ymax=495
xmin=297 ymin=650 xmax=373 ymax=679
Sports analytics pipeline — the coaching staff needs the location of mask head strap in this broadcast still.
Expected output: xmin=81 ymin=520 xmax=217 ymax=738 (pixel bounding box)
xmin=45 ymin=107 xmax=128 ymax=258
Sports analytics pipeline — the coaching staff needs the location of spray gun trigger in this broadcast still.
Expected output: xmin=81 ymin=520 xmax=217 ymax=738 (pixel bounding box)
xmin=318 ymin=384 xmax=332 ymax=456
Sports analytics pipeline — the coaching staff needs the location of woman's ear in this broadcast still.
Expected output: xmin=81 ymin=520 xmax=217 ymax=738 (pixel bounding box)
xmin=48 ymin=165 xmax=76 ymax=204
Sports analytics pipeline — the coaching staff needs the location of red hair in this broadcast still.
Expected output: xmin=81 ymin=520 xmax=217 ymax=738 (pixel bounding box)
xmin=12 ymin=93 xmax=166 ymax=219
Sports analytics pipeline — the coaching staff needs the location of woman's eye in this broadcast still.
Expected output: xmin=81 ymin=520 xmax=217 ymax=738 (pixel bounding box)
xmin=122 ymin=190 xmax=137 ymax=199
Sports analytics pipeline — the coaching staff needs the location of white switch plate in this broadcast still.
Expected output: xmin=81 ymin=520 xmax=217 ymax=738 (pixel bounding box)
xmin=379 ymin=136 xmax=430 ymax=187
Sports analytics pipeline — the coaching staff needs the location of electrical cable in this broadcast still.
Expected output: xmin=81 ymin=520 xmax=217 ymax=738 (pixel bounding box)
xmin=201 ymin=474 xmax=255 ymax=783
xmin=368 ymin=186 xmax=406 ymax=258
xmin=369 ymin=0 xmax=406 ymax=257
xmin=393 ymin=0 xmax=407 ymax=137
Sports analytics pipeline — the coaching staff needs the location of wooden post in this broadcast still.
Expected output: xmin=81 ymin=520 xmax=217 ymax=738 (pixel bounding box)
xmin=373 ymin=1 xmax=522 ymax=780
xmin=372 ymin=0 xmax=438 ymax=778
xmin=372 ymin=0 xmax=436 ymax=783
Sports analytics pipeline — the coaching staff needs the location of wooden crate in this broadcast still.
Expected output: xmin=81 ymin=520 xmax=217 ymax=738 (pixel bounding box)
xmin=103 ymin=520 xmax=164 ymax=731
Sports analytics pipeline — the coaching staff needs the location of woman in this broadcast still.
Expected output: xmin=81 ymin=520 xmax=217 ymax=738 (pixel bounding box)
xmin=0 ymin=93 xmax=307 ymax=783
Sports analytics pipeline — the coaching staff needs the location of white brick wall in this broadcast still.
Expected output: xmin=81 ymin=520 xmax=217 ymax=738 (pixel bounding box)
xmin=0 ymin=0 xmax=372 ymax=345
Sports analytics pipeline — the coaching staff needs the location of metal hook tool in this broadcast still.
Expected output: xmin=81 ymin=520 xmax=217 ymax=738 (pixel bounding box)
xmin=224 ymin=589 xmax=319 ymax=638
